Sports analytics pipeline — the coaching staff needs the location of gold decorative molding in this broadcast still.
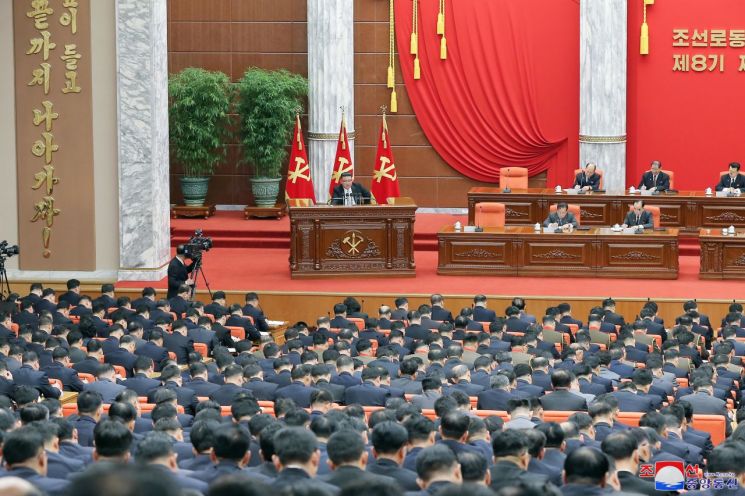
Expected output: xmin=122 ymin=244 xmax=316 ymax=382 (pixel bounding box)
xmin=578 ymin=134 xmax=627 ymax=144
xmin=307 ymin=131 xmax=356 ymax=141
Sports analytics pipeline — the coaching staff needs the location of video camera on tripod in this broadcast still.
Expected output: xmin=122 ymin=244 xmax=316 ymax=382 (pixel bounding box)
xmin=182 ymin=229 xmax=213 ymax=260
xmin=0 ymin=241 xmax=20 ymax=299
xmin=181 ymin=229 xmax=213 ymax=298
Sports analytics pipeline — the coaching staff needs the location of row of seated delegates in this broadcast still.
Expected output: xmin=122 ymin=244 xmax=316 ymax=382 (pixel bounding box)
xmin=541 ymin=200 xmax=654 ymax=232
xmin=571 ymin=160 xmax=745 ymax=194
xmin=0 ymin=292 xmax=743 ymax=495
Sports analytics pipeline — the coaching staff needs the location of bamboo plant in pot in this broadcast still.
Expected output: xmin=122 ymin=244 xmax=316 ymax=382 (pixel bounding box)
xmin=236 ymin=68 xmax=308 ymax=206
xmin=169 ymin=67 xmax=232 ymax=206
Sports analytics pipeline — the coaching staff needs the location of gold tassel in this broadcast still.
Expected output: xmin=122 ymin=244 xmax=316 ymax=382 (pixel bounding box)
xmin=390 ymin=89 xmax=398 ymax=113
xmin=414 ymin=57 xmax=421 ymax=79
xmin=387 ymin=66 xmax=394 ymax=88
xmin=440 ymin=37 xmax=447 ymax=60
xmin=410 ymin=32 xmax=417 ymax=55
xmin=640 ymin=22 xmax=649 ymax=55
xmin=437 ymin=12 xmax=444 ymax=35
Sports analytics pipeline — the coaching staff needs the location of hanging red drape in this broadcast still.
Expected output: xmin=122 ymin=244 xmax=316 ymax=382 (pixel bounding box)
xmin=395 ymin=0 xmax=579 ymax=185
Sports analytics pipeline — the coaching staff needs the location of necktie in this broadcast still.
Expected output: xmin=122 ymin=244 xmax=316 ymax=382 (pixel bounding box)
xmin=636 ymin=214 xmax=640 ymax=225
xmin=653 ymin=174 xmax=657 ymax=184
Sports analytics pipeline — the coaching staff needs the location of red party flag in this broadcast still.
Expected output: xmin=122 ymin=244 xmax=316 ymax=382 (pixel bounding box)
xmin=284 ymin=115 xmax=316 ymax=203
xmin=371 ymin=113 xmax=400 ymax=203
xmin=328 ymin=113 xmax=354 ymax=198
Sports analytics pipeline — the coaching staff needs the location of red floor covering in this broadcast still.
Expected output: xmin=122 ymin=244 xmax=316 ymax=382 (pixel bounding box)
xmin=117 ymin=247 xmax=745 ymax=300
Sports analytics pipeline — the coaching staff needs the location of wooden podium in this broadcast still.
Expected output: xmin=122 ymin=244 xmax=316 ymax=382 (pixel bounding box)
xmin=288 ymin=197 xmax=417 ymax=279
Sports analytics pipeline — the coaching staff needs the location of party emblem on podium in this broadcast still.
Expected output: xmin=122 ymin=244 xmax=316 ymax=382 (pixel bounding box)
xmin=343 ymin=231 xmax=365 ymax=255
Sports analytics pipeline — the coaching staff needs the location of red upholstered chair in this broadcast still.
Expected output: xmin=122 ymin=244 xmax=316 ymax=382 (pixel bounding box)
xmin=628 ymin=205 xmax=660 ymax=228
xmin=499 ymin=167 xmax=528 ymax=189
xmin=660 ymin=169 xmax=675 ymax=189
xmin=573 ymin=168 xmax=604 ymax=189
xmin=549 ymin=204 xmax=581 ymax=225
xmin=474 ymin=202 xmax=506 ymax=227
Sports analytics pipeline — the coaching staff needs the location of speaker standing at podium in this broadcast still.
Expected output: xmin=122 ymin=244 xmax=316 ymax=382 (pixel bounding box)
xmin=330 ymin=172 xmax=373 ymax=206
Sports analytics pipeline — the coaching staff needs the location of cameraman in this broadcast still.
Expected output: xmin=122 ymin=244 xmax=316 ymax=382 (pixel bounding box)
xmin=167 ymin=245 xmax=195 ymax=299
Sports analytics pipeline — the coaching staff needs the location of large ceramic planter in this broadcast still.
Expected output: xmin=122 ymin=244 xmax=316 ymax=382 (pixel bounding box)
xmin=251 ymin=176 xmax=281 ymax=207
xmin=180 ymin=176 xmax=210 ymax=206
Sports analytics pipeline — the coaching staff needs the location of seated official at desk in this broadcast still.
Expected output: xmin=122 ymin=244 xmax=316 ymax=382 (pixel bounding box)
xmin=715 ymin=162 xmax=745 ymax=193
xmin=543 ymin=202 xmax=578 ymax=232
xmin=638 ymin=160 xmax=670 ymax=192
xmin=572 ymin=162 xmax=601 ymax=191
xmin=622 ymin=200 xmax=653 ymax=229
xmin=330 ymin=171 xmax=373 ymax=205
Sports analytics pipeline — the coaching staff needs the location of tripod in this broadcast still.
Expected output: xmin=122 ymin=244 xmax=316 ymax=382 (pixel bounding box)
xmin=189 ymin=255 xmax=213 ymax=300
xmin=0 ymin=257 xmax=10 ymax=300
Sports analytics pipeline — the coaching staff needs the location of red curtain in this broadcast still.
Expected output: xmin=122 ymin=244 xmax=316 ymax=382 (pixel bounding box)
xmin=395 ymin=0 xmax=579 ymax=185
xmin=627 ymin=0 xmax=745 ymax=190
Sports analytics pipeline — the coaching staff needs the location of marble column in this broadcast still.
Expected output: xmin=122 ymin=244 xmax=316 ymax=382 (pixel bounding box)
xmin=307 ymin=0 xmax=355 ymax=204
xmin=580 ymin=0 xmax=627 ymax=191
xmin=115 ymin=0 xmax=171 ymax=281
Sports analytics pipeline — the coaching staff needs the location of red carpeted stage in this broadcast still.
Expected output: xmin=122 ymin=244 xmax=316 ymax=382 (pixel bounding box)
xmin=114 ymin=211 xmax=745 ymax=300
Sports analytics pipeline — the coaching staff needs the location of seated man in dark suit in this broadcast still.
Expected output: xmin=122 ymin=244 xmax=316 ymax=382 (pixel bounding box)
xmin=715 ymin=161 xmax=745 ymax=192
xmin=2 ymin=426 xmax=70 ymax=494
xmin=84 ymin=363 xmax=126 ymax=403
xmin=104 ymin=335 xmax=139 ymax=377
xmin=622 ymin=199 xmax=654 ymax=229
xmin=561 ymin=446 xmax=616 ymax=496
xmin=274 ymin=365 xmax=319 ymax=408
xmin=92 ymin=284 xmax=116 ymax=310
xmin=162 ymin=320 xmax=195 ymax=365
xmin=119 ymin=356 xmax=162 ymax=396
xmin=343 ymin=367 xmax=390 ymax=407
xmin=168 ymin=285 xmax=191 ymax=318
xmin=44 ymin=347 xmax=86 ymax=392
xmin=601 ymin=431 xmax=657 ymax=496
xmin=149 ymin=365 xmax=199 ymax=416
xmin=323 ymin=430 xmax=396 ymax=489
xmin=59 ymin=279 xmax=82 ymax=306
xmin=543 ymin=202 xmax=578 ymax=231
xmin=135 ymin=328 xmax=170 ymax=371
xmin=430 ymin=294 xmax=454 ymax=323
xmin=225 ymin=304 xmax=260 ymax=342
xmin=330 ymin=171 xmax=372 ymax=206
xmin=209 ymin=363 xmax=250 ymax=406
xmin=367 ymin=421 xmax=420 ymax=491
xmin=203 ymin=291 xmax=228 ymax=317
xmin=477 ymin=374 xmax=525 ymax=411
xmin=638 ymin=160 xmax=670 ymax=192
xmin=573 ymin=162 xmax=602 ymax=191
xmin=489 ymin=429 xmax=547 ymax=493
xmin=12 ymin=351 xmax=61 ymax=399
xmin=678 ymin=378 xmax=732 ymax=436
xmin=539 ymin=369 xmax=587 ymax=411
xmin=329 ymin=303 xmax=354 ymax=330
xmin=242 ymin=292 xmax=270 ymax=334
xmin=472 ymin=294 xmax=497 ymax=323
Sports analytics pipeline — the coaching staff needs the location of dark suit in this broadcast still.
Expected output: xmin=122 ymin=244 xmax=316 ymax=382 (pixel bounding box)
xmin=6 ymin=466 xmax=68 ymax=496
xmin=489 ymin=460 xmax=549 ymax=493
xmin=323 ymin=465 xmax=395 ymax=490
xmin=431 ymin=306 xmax=453 ymax=322
xmin=12 ymin=364 xmax=60 ymax=398
xmin=226 ymin=314 xmax=260 ymax=341
xmin=638 ymin=171 xmax=671 ymax=191
xmin=135 ymin=341 xmax=170 ymax=370
xmin=84 ymin=378 xmax=126 ymax=403
xmin=46 ymin=450 xmax=84 ymax=479
xmin=186 ymin=377 xmax=222 ymax=398
xmin=314 ymin=379 xmax=345 ymax=403
xmin=71 ymin=415 xmax=98 ymax=447
xmin=678 ymin=391 xmax=731 ymax=435
xmin=331 ymin=183 xmax=373 ymax=206
xmin=473 ymin=306 xmax=497 ymax=323
xmin=404 ymin=323 xmax=430 ymax=341
xmin=477 ymin=388 xmax=525 ymax=411
xmin=266 ymin=370 xmax=293 ymax=388
xmin=539 ymin=389 xmax=587 ymax=411
xmin=163 ymin=331 xmax=194 ymax=364
xmin=168 ymin=296 xmax=190 ymax=317
xmin=72 ymin=356 xmax=102 ymax=376
xmin=105 ymin=347 xmax=139 ymax=377
xmin=344 ymin=381 xmax=390 ymax=406
xmin=93 ymin=294 xmax=116 ymax=310
xmin=149 ymin=381 xmax=198 ymax=415
xmin=573 ymin=172 xmax=602 ymax=191
xmin=119 ymin=373 xmax=162 ymax=396
xmin=271 ymin=467 xmax=339 ymax=494
xmin=543 ymin=211 xmax=579 ymax=228
xmin=716 ymin=173 xmax=745 ymax=191
xmin=275 ymin=382 xmax=319 ymax=408
xmin=243 ymin=303 xmax=269 ymax=334
xmin=209 ymin=383 xmax=253 ymax=406
xmin=531 ymin=371 xmax=553 ymax=391
xmin=35 ymin=299 xmax=57 ymax=314
xmin=330 ymin=371 xmax=361 ymax=389
xmin=44 ymin=361 xmax=86 ymax=392
xmin=167 ymin=257 xmax=194 ymax=299
xmin=367 ymin=458 xmax=419 ymax=491
xmin=623 ymin=209 xmax=654 ymax=229
xmin=610 ymin=390 xmax=654 ymax=412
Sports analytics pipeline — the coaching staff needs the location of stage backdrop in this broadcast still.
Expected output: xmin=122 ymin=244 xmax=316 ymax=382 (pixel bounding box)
xmin=395 ymin=0 xmax=579 ymax=187
xmin=627 ymin=0 xmax=745 ymax=190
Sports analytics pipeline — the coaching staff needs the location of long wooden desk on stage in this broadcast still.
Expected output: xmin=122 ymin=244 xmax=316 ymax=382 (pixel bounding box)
xmin=700 ymin=228 xmax=745 ymax=279
xmin=467 ymin=188 xmax=745 ymax=234
xmin=288 ymin=198 xmax=416 ymax=278
xmin=438 ymin=226 xmax=679 ymax=279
